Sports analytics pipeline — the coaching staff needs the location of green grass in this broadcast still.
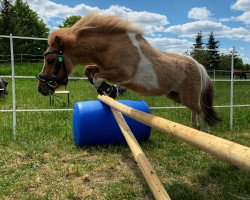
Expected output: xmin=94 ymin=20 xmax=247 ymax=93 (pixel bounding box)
xmin=0 ymin=63 xmax=250 ymax=200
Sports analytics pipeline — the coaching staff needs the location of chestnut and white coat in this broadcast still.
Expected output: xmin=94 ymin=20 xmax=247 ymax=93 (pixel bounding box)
xmin=38 ymin=13 xmax=221 ymax=132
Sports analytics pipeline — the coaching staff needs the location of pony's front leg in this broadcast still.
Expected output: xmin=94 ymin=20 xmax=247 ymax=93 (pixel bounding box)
xmin=93 ymin=69 xmax=122 ymax=85
xmin=84 ymin=65 xmax=100 ymax=84
xmin=85 ymin=65 xmax=117 ymax=98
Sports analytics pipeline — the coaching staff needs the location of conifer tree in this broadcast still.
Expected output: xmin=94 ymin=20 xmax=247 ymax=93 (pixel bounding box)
xmin=206 ymin=31 xmax=220 ymax=70
xmin=193 ymin=31 xmax=204 ymax=49
xmin=190 ymin=31 xmax=208 ymax=67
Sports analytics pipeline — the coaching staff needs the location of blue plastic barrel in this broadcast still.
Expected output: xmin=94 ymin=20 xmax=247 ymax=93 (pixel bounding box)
xmin=72 ymin=100 xmax=151 ymax=146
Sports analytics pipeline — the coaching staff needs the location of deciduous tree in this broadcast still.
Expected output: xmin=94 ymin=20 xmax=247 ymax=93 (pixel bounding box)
xmin=0 ymin=0 xmax=49 ymax=55
xmin=59 ymin=15 xmax=81 ymax=28
xmin=0 ymin=0 xmax=13 ymax=54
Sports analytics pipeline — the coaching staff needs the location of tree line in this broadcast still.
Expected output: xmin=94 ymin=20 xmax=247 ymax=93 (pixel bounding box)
xmin=0 ymin=0 xmax=249 ymax=70
xmin=0 ymin=0 xmax=49 ymax=55
xmin=188 ymin=31 xmax=250 ymax=70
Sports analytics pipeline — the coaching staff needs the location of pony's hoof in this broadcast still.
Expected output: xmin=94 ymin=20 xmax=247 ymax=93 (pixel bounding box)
xmin=200 ymin=128 xmax=210 ymax=133
xmin=97 ymin=82 xmax=117 ymax=99
xmin=194 ymin=126 xmax=209 ymax=133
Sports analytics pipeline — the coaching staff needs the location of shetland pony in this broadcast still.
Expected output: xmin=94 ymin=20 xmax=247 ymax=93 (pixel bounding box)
xmin=0 ymin=77 xmax=8 ymax=95
xmin=233 ymin=69 xmax=247 ymax=79
xmin=37 ymin=13 xmax=221 ymax=132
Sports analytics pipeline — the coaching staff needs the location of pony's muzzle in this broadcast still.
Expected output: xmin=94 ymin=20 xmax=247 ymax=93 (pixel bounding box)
xmin=47 ymin=80 xmax=57 ymax=89
xmin=37 ymin=82 xmax=55 ymax=96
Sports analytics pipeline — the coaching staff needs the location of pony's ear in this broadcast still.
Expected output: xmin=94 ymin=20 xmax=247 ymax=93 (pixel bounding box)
xmin=52 ymin=36 xmax=63 ymax=47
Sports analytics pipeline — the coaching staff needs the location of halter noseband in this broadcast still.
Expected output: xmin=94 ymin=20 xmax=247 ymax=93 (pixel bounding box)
xmin=36 ymin=46 xmax=68 ymax=89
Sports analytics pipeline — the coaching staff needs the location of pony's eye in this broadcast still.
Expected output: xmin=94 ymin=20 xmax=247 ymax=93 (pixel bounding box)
xmin=47 ymin=59 xmax=55 ymax=65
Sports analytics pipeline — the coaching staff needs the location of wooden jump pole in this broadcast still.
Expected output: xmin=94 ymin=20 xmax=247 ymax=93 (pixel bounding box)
xmin=111 ymin=108 xmax=171 ymax=200
xmin=98 ymin=95 xmax=250 ymax=172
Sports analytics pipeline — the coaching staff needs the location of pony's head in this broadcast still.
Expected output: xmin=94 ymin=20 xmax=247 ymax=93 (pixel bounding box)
xmin=37 ymin=13 xmax=141 ymax=96
xmin=37 ymin=30 xmax=73 ymax=96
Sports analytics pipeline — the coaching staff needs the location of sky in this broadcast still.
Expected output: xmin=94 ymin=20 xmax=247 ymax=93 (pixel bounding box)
xmin=24 ymin=0 xmax=250 ymax=63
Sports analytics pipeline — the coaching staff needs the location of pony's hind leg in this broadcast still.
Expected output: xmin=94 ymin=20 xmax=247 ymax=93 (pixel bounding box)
xmin=200 ymin=112 xmax=209 ymax=133
xmin=178 ymin=86 xmax=204 ymax=130
xmin=191 ymin=112 xmax=198 ymax=129
xmin=191 ymin=111 xmax=209 ymax=132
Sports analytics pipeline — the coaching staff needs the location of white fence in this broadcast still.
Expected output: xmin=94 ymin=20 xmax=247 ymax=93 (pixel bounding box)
xmin=0 ymin=34 xmax=250 ymax=138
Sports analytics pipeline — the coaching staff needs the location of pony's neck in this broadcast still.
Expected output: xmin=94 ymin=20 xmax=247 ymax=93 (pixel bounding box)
xmin=67 ymin=33 xmax=113 ymax=66
xmin=67 ymin=45 xmax=95 ymax=66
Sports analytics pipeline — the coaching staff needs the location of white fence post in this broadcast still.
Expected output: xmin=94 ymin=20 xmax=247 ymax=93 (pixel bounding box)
xmin=10 ymin=34 xmax=17 ymax=139
xmin=230 ymin=47 xmax=235 ymax=130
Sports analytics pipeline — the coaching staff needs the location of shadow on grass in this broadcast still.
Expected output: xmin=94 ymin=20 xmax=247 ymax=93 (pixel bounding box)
xmin=167 ymin=182 xmax=203 ymax=200
xmin=197 ymin=164 xmax=249 ymax=200
xmin=166 ymin=163 xmax=250 ymax=200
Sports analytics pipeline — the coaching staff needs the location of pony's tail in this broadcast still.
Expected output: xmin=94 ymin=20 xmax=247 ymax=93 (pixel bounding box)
xmin=201 ymin=81 xmax=222 ymax=126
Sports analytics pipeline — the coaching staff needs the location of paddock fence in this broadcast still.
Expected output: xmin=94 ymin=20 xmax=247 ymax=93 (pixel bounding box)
xmin=0 ymin=34 xmax=250 ymax=138
xmin=0 ymin=54 xmax=44 ymax=63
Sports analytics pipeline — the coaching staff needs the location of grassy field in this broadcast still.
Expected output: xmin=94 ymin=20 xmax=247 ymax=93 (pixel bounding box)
xmin=0 ymin=63 xmax=250 ymax=200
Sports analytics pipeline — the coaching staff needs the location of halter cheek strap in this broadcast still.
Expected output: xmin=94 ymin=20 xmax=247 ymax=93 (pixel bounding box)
xmin=36 ymin=46 xmax=68 ymax=89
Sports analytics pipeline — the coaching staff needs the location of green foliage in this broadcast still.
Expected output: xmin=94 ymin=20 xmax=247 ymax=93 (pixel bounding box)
xmin=244 ymin=64 xmax=250 ymax=70
xmin=191 ymin=49 xmax=209 ymax=67
xmin=0 ymin=0 xmax=12 ymax=34
xmin=58 ymin=15 xmax=81 ymax=28
xmin=218 ymin=53 xmax=231 ymax=70
xmin=0 ymin=0 xmax=49 ymax=55
xmin=0 ymin=0 xmax=13 ymax=53
xmin=219 ymin=51 xmax=245 ymax=70
xmin=233 ymin=53 xmax=244 ymax=70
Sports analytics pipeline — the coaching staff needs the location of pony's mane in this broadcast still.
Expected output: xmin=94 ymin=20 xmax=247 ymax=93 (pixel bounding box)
xmin=71 ymin=13 xmax=141 ymax=35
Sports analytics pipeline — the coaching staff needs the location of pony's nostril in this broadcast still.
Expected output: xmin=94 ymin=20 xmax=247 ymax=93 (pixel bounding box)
xmin=37 ymin=85 xmax=52 ymax=96
xmin=38 ymin=86 xmax=48 ymax=95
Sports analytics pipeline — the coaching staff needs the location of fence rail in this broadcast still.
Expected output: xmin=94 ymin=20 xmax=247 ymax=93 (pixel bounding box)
xmin=0 ymin=53 xmax=44 ymax=63
xmin=1 ymin=104 xmax=250 ymax=113
xmin=2 ymin=75 xmax=250 ymax=81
